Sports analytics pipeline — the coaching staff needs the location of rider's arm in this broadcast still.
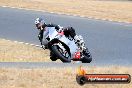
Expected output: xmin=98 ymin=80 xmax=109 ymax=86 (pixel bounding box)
xmin=38 ymin=30 xmax=43 ymax=43
xmin=46 ymin=23 xmax=61 ymax=31
xmin=38 ymin=30 xmax=49 ymax=49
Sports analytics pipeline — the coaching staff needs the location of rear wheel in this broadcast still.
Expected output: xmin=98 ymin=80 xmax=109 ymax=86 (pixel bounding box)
xmin=51 ymin=45 xmax=71 ymax=63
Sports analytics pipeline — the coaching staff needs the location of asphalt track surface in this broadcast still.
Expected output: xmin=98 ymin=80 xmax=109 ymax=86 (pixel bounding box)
xmin=0 ymin=7 xmax=132 ymax=66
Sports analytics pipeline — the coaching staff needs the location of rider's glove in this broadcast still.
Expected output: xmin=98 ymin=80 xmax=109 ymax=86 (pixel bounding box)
xmin=41 ymin=45 xmax=46 ymax=50
xmin=57 ymin=25 xmax=63 ymax=33
xmin=40 ymin=40 xmax=45 ymax=50
xmin=58 ymin=28 xmax=63 ymax=33
xmin=38 ymin=34 xmax=42 ymax=42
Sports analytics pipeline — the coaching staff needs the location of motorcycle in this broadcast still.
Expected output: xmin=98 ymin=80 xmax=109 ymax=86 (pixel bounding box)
xmin=42 ymin=27 xmax=92 ymax=63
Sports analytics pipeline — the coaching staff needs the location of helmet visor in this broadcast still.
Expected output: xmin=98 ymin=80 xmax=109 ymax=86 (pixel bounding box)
xmin=36 ymin=23 xmax=42 ymax=29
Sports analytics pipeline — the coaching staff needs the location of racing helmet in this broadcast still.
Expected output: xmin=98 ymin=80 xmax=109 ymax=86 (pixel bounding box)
xmin=35 ymin=17 xmax=45 ymax=24
xmin=35 ymin=18 xmax=45 ymax=29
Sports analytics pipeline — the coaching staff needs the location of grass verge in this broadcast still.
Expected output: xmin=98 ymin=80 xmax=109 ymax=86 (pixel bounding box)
xmin=0 ymin=66 xmax=131 ymax=88
xmin=0 ymin=39 xmax=52 ymax=62
xmin=0 ymin=0 xmax=132 ymax=23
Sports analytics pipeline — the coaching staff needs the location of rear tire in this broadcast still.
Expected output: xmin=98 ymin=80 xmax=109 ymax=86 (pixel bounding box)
xmin=51 ymin=45 xmax=71 ymax=63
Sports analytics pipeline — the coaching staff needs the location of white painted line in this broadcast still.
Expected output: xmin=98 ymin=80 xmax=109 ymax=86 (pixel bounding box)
xmin=25 ymin=43 xmax=29 ymax=45
xmin=30 ymin=44 xmax=35 ymax=46
xmin=88 ymin=16 xmax=91 ymax=18
xmin=14 ymin=41 xmax=18 ymax=43
xmin=7 ymin=40 xmax=11 ymax=42
xmin=35 ymin=45 xmax=41 ymax=47
xmin=1 ymin=38 xmax=42 ymax=49
xmin=1 ymin=5 xmax=132 ymax=24
xmin=50 ymin=12 xmax=55 ymax=14
xmin=2 ymin=39 xmax=6 ymax=40
xmin=18 ymin=42 xmax=24 ymax=44
xmin=102 ymin=18 xmax=106 ymax=21
xmin=108 ymin=19 xmax=113 ymax=22
xmin=80 ymin=16 xmax=85 ymax=18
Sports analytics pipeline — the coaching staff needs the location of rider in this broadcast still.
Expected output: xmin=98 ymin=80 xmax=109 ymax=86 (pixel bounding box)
xmin=34 ymin=17 xmax=86 ymax=51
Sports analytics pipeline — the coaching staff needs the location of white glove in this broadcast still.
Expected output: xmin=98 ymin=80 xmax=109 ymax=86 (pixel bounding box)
xmin=41 ymin=45 xmax=46 ymax=50
xmin=58 ymin=25 xmax=63 ymax=32
xmin=74 ymin=35 xmax=81 ymax=43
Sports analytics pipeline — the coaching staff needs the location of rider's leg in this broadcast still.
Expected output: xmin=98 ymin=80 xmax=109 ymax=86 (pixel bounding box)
xmin=74 ymin=35 xmax=86 ymax=51
xmin=63 ymin=27 xmax=76 ymax=38
xmin=63 ymin=27 xmax=86 ymax=51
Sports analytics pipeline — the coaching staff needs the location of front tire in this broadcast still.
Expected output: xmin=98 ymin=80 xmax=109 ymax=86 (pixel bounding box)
xmin=50 ymin=52 xmax=58 ymax=61
xmin=81 ymin=54 xmax=92 ymax=63
xmin=51 ymin=45 xmax=71 ymax=63
xmin=81 ymin=49 xmax=92 ymax=63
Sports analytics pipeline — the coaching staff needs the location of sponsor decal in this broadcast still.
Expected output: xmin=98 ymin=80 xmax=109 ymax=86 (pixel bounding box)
xmin=76 ymin=66 xmax=131 ymax=85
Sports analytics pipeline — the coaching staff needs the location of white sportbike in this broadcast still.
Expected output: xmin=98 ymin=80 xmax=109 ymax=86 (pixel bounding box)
xmin=42 ymin=27 xmax=92 ymax=63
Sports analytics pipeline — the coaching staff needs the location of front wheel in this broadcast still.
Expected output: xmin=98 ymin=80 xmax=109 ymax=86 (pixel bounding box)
xmin=50 ymin=52 xmax=58 ymax=61
xmin=51 ymin=45 xmax=71 ymax=63
xmin=81 ymin=54 xmax=92 ymax=63
xmin=81 ymin=49 xmax=92 ymax=63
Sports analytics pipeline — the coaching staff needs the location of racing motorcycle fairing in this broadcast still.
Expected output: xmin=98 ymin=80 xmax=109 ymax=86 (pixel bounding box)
xmin=42 ymin=27 xmax=92 ymax=63
xmin=48 ymin=38 xmax=71 ymax=58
